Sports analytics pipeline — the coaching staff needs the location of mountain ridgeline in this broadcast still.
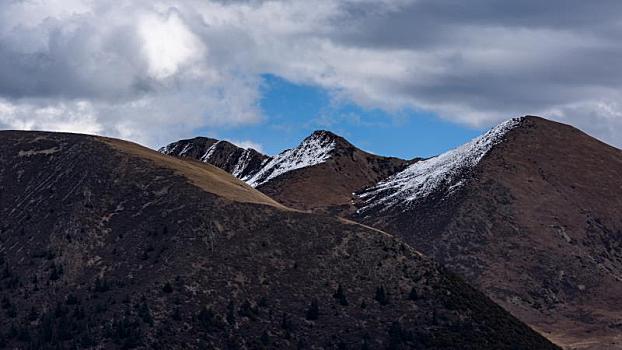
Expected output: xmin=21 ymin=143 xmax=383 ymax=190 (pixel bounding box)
xmin=162 ymin=116 xmax=622 ymax=350
xmin=161 ymin=131 xmax=412 ymax=215
xmin=0 ymin=131 xmax=559 ymax=349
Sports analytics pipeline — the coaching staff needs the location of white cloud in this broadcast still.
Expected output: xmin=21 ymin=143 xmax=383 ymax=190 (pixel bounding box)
xmin=0 ymin=99 xmax=102 ymax=135
xmin=0 ymin=0 xmax=621 ymax=148
xmin=228 ymin=139 xmax=264 ymax=153
xmin=138 ymin=11 xmax=205 ymax=79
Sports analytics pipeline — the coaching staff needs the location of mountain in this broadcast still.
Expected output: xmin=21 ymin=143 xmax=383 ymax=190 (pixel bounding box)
xmin=161 ymin=131 xmax=411 ymax=215
xmin=159 ymin=136 xmax=270 ymax=180
xmin=354 ymin=116 xmax=622 ymax=349
xmin=0 ymin=130 xmax=559 ymax=349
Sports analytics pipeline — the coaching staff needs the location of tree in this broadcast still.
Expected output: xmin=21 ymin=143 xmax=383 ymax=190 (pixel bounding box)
xmin=28 ymin=306 xmax=39 ymax=322
xmin=305 ymin=299 xmax=319 ymax=320
xmin=374 ymin=286 xmax=389 ymax=305
xmin=138 ymin=302 xmax=153 ymax=326
xmin=6 ymin=303 xmax=17 ymax=318
xmin=94 ymin=277 xmax=110 ymax=293
xmin=66 ymin=293 xmax=79 ymax=305
xmin=226 ymin=301 xmax=236 ymax=325
xmin=260 ymin=331 xmax=270 ymax=346
xmin=172 ymin=307 xmax=182 ymax=321
xmin=49 ymin=262 xmax=63 ymax=281
xmin=239 ymin=300 xmax=257 ymax=320
xmin=408 ymin=287 xmax=418 ymax=301
xmin=197 ymin=306 xmax=215 ymax=330
xmin=333 ymin=284 xmax=348 ymax=306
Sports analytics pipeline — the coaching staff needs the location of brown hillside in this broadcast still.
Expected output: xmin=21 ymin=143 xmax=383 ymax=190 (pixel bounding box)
xmin=257 ymin=132 xmax=411 ymax=215
xmin=0 ymin=130 xmax=559 ymax=349
xmin=355 ymin=117 xmax=622 ymax=349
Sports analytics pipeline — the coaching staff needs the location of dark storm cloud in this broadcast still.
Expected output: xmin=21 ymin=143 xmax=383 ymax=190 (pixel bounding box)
xmin=336 ymin=0 xmax=622 ymax=48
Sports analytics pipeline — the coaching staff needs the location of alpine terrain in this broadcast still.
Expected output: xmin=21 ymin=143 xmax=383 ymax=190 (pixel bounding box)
xmin=162 ymin=116 xmax=622 ymax=349
xmin=355 ymin=116 xmax=622 ymax=350
xmin=0 ymin=130 xmax=560 ymax=349
xmin=161 ymin=131 xmax=411 ymax=215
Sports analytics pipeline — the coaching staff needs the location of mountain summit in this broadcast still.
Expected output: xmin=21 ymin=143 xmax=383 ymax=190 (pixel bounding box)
xmin=356 ymin=117 xmax=523 ymax=215
xmin=245 ymin=130 xmax=342 ymax=187
xmin=355 ymin=116 xmax=622 ymax=349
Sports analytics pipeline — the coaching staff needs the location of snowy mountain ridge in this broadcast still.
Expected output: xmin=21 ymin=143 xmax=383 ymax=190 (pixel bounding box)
xmin=159 ymin=131 xmax=344 ymax=188
xmin=158 ymin=137 xmax=271 ymax=181
xmin=244 ymin=131 xmax=337 ymax=187
xmin=356 ymin=117 xmax=524 ymax=214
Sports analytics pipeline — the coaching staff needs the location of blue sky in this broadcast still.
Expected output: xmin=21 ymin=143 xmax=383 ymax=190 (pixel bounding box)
xmin=205 ymin=75 xmax=486 ymax=159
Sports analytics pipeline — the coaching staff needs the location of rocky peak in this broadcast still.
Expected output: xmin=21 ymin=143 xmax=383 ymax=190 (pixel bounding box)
xmin=159 ymin=136 xmax=271 ymax=181
xmin=356 ymin=117 xmax=525 ymax=215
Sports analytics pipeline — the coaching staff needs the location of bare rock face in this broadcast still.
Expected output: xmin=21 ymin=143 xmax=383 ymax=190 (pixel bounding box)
xmin=159 ymin=136 xmax=270 ymax=180
xmin=354 ymin=116 xmax=622 ymax=349
xmin=0 ymin=131 xmax=558 ymax=349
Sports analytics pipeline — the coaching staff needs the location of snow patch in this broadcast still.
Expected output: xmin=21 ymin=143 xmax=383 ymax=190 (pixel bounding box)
xmin=357 ymin=117 xmax=523 ymax=213
xmin=178 ymin=143 xmax=193 ymax=156
xmin=245 ymin=132 xmax=336 ymax=187
xmin=18 ymin=147 xmax=61 ymax=157
xmin=200 ymin=141 xmax=221 ymax=162
xmin=232 ymin=149 xmax=254 ymax=178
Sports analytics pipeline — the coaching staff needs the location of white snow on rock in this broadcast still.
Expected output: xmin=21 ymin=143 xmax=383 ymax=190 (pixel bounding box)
xmin=200 ymin=141 xmax=221 ymax=162
xmin=357 ymin=117 xmax=523 ymax=213
xmin=158 ymin=143 xmax=176 ymax=154
xmin=178 ymin=143 xmax=194 ymax=156
xmin=245 ymin=131 xmax=336 ymax=187
xmin=232 ymin=149 xmax=256 ymax=178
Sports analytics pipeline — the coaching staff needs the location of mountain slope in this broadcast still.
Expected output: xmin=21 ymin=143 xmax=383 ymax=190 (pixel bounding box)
xmin=161 ymin=131 xmax=411 ymax=215
xmin=253 ymin=131 xmax=412 ymax=214
xmin=355 ymin=116 xmax=622 ymax=349
xmin=0 ymin=130 xmax=559 ymax=349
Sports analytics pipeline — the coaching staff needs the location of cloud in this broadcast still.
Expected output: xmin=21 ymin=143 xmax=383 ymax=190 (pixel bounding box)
xmin=138 ymin=11 xmax=205 ymax=79
xmin=0 ymin=98 xmax=102 ymax=134
xmin=228 ymin=139 xmax=264 ymax=153
xmin=0 ymin=0 xmax=621 ymax=147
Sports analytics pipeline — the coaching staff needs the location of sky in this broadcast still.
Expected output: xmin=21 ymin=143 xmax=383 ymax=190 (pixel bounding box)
xmin=208 ymin=74 xmax=486 ymax=158
xmin=1 ymin=0 xmax=621 ymax=158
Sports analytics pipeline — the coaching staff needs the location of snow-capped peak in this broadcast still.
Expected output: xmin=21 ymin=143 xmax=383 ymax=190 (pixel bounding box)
xmin=357 ymin=117 xmax=524 ymax=213
xmin=244 ymin=130 xmax=337 ymax=187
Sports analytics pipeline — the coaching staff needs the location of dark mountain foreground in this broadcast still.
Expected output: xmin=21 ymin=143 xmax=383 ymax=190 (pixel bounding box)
xmin=0 ymin=131 xmax=558 ymax=349
xmin=355 ymin=117 xmax=622 ymax=349
xmin=161 ymin=131 xmax=411 ymax=215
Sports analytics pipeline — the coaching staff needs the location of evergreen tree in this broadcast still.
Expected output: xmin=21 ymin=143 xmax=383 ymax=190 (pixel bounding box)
xmin=333 ymin=284 xmax=348 ymax=306
xmin=226 ymin=301 xmax=236 ymax=325
xmin=374 ymin=286 xmax=389 ymax=305
xmin=162 ymin=282 xmax=174 ymax=294
xmin=197 ymin=306 xmax=215 ymax=330
xmin=305 ymin=299 xmax=319 ymax=320
xmin=408 ymin=287 xmax=418 ymax=301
